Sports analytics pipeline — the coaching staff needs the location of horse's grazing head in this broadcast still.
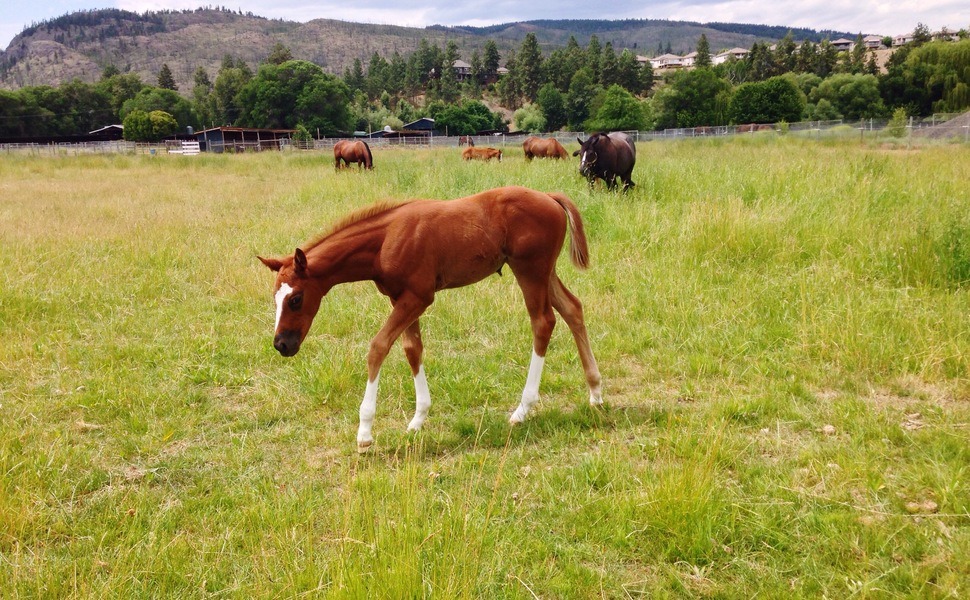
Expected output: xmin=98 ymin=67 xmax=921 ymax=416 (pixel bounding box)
xmin=258 ymin=248 xmax=325 ymax=357
xmin=576 ymin=134 xmax=606 ymax=179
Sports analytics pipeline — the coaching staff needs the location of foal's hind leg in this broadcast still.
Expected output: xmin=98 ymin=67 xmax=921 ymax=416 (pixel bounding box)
xmin=550 ymin=275 xmax=603 ymax=405
xmin=508 ymin=269 xmax=558 ymax=423
xmin=401 ymin=320 xmax=431 ymax=432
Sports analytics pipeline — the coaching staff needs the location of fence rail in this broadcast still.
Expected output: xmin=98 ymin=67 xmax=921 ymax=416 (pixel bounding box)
xmin=2 ymin=114 xmax=967 ymax=155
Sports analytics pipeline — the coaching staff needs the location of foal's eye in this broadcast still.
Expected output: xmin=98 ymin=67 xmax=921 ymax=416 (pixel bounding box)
xmin=288 ymin=294 xmax=303 ymax=310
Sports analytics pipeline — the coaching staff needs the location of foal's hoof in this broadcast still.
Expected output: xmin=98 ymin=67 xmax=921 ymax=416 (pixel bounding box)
xmin=357 ymin=440 xmax=374 ymax=454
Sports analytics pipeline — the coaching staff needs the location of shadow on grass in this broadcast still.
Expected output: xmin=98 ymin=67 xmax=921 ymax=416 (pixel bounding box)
xmin=371 ymin=401 xmax=677 ymax=460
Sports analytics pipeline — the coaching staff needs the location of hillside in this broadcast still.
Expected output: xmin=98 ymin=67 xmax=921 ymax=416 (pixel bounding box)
xmin=0 ymin=8 xmax=860 ymax=93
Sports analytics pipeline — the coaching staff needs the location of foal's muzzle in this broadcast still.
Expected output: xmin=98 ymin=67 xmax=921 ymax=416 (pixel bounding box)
xmin=273 ymin=330 xmax=302 ymax=357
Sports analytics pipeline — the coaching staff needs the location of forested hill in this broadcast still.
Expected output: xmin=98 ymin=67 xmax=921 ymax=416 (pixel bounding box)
xmin=0 ymin=7 xmax=857 ymax=92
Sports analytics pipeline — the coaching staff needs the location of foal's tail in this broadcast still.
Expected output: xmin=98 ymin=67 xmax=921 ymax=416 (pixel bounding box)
xmin=548 ymin=192 xmax=590 ymax=270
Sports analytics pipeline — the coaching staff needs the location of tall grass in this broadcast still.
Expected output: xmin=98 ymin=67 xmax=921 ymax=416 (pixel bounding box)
xmin=1 ymin=139 xmax=968 ymax=597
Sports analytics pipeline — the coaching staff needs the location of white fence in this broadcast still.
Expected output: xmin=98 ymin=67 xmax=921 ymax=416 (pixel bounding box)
xmin=2 ymin=114 xmax=967 ymax=156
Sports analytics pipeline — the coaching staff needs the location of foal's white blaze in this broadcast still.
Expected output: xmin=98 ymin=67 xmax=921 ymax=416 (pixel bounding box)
xmin=510 ymin=350 xmax=545 ymax=423
xmin=274 ymin=283 xmax=293 ymax=330
xmin=407 ymin=365 xmax=431 ymax=432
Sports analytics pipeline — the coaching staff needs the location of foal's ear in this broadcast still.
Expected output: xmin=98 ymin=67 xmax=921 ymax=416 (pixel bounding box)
xmin=294 ymin=248 xmax=308 ymax=274
xmin=258 ymin=256 xmax=284 ymax=272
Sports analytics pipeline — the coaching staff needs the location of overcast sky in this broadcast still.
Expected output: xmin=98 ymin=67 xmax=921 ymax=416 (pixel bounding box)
xmin=2 ymin=0 xmax=967 ymax=52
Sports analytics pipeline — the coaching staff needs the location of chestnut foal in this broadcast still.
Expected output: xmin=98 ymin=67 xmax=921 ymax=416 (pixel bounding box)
xmin=259 ymin=186 xmax=602 ymax=451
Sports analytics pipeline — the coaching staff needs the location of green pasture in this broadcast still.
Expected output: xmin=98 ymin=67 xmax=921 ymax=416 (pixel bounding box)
xmin=1 ymin=137 xmax=968 ymax=597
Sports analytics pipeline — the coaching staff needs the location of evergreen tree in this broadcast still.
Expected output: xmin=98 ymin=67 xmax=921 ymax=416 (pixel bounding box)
xmin=344 ymin=58 xmax=365 ymax=92
xmin=100 ymin=64 xmax=120 ymax=80
xmin=747 ymin=43 xmax=777 ymax=81
xmin=615 ymin=50 xmax=645 ymax=94
xmin=266 ymin=42 xmax=293 ymax=65
xmin=387 ymin=52 xmax=407 ymax=97
xmin=850 ymin=33 xmax=867 ymax=73
xmin=483 ymin=40 xmax=500 ymax=79
xmin=599 ymin=42 xmax=619 ymax=88
xmin=586 ymin=35 xmax=602 ymax=81
xmin=543 ymin=49 xmax=572 ymax=91
xmin=497 ymin=49 xmax=520 ymax=108
xmin=191 ymin=66 xmax=214 ymax=127
xmin=157 ymin=63 xmax=177 ymax=91
xmin=365 ymin=52 xmax=389 ymax=100
xmin=796 ymin=41 xmax=817 ymax=73
xmin=468 ymin=50 xmax=484 ymax=95
xmin=695 ymin=34 xmax=712 ymax=68
xmin=774 ymin=32 xmax=797 ymax=73
xmin=815 ymin=40 xmax=839 ymax=78
xmin=517 ymin=33 xmax=544 ymax=102
xmin=566 ymin=67 xmax=599 ymax=129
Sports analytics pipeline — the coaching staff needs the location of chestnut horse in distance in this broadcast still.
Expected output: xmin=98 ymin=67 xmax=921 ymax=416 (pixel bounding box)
xmin=259 ymin=186 xmax=603 ymax=452
xmin=462 ymin=146 xmax=502 ymax=161
xmin=333 ymin=139 xmax=373 ymax=170
xmin=523 ymin=136 xmax=569 ymax=160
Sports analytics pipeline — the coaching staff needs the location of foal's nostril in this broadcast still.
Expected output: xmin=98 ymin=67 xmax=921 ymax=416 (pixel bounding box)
xmin=274 ymin=337 xmax=288 ymax=355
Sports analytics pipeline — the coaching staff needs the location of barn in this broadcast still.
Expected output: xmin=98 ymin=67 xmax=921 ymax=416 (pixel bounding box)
xmin=194 ymin=127 xmax=296 ymax=153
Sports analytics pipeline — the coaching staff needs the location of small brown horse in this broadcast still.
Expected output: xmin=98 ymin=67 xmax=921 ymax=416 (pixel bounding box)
xmin=462 ymin=146 xmax=502 ymax=161
xmin=333 ymin=139 xmax=373 ymax=170
xmin=458 ymin=135 xmax=475 ymax=147
xmin=259 ymin=186 xmax=603 ymax=451
xmin=523 ymin=136 xmax=569 ymax=160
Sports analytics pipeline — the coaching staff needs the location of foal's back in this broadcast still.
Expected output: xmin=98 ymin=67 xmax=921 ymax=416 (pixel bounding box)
xmin=377 ymin=186 xmax=570 ymax=291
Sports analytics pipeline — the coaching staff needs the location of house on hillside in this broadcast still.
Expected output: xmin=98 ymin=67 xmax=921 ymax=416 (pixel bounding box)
xmin=831 ymin=38 xmax=855 ymax=52
xmin=681 ymin=51 xmax=698 ymax=68
xmin=650 ymin=53 xmax=685 ymax=70
xmin=452 ymin=60 xmax=472 ymax=82
xmin=863 ymin=35 xmax=885 ymax=49
xmin=712 ymin=48 xmax=749 ymax=65
xmin=893 ymin=32 xmax=915 ymax=46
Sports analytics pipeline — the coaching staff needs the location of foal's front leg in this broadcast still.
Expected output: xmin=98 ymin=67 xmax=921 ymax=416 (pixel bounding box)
xmin=357 ymin=293 xmax=429 ymax=452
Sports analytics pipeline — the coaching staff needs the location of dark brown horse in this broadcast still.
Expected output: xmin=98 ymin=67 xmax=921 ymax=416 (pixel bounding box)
xmin=258 ymin=186 xmax=603 ymax=452
xmin=333 ymin=139 xmax=373 ymax=170
xmin=574 ymin=132 xmax=636 ymax=191
xmin=523 ymin=136 xmax=569 ymax=160
xmin=458 ymin=135 xmax=475 ymax=147
xmin=462 ymin=146 xmax=502 ymax=161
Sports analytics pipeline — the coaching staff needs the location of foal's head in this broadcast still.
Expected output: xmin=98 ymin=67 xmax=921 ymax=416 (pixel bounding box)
xmin=258 ymin=248 xmax=325 ymax=357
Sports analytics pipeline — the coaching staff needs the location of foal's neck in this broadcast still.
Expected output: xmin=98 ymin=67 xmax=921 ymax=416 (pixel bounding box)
xmin=307 ymin=220 xmax=386 ymax=289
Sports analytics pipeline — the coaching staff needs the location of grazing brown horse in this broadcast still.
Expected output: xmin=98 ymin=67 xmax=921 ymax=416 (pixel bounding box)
xmin=523 ymin=136 xmax=569 ymax=160
xmin=258 ymin=186 xmax=603 ymax=452
xmin=462 ymin=146 xmax=503 ymax=161
xmin=458 ymin=135 xmax=475 ymax=147
xmin=333 ymin=139 xmax=373 ymax=170
xmin=574 ymin=132 xmax=636 ymax=191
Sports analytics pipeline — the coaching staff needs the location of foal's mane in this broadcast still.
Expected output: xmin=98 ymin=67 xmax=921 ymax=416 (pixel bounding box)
xmin=302 ymin=200 xmax=413 ymax=251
